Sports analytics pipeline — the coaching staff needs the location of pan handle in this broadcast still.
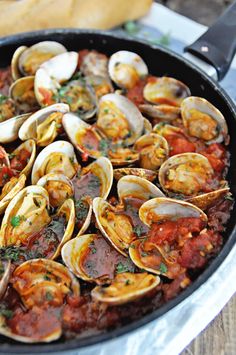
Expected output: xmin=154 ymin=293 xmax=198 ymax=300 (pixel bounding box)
xmin=184 ymin=1 xmax=236 ymax=81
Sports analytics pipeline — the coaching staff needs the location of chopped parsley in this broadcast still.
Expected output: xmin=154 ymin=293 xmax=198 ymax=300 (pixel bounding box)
xmin=123 ymin=21 xmax=140 ymax=35
xmin=99 ymin=139 xmax=109 ymax=156
xmin=103 ymin=108 xmax=109 ymax=114
xmin=116 ymin=262 xmax=130 ymax=274
xmin=141 ymin=251 xmax=148 ymax=257
xmin=0 ymin=309 xmax=13 ymax=319
xmin=159 ymin=262 xmax=168 ymax=274
xmin=45 ymin=291 xmax=53 ymax=301
xmin=0 ymin=94 xmax=8 ymax=104
xmin=43 ymin=275 xmax=51 ymax=281
xmin=133 ymin=225 xmax=144 ymax=237
xmin=0 ymin=246 xmax=22 ymax=261
xmin=125 ymin=279 xmax=131 ymax=286
xmin=91 ymin=247 xmax=97 ymax=254
xmin=75 ymin=199 xmax=89 ymax=221
xmin=10 ymin=215 xmax=21 ymax=227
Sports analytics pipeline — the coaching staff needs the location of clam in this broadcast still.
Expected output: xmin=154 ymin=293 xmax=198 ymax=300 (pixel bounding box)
xmin=61 ymin=233 xmax=135 ymax=284
xmin=19 ymin=103 xmax=69 ymax=146
xmin=0 ymin=260 xmax=11 ymax=300
xmin=114 ymin=168 xmax=157 ymax=182
xmin=0 ymin=96 xmax=16 ymax=123
xmin=134 ymin=133 xmax=169 ymax=171
xmin=117 ymin=175 xmax=165 ymax=202
xmin=93 ymin=176 xmax=164 ymax=256
xmin=158 ymin=153 xmax=214 ymax=197
xmin=181 ymin=96 xmax=228 ymax=144
xmin=18 ymin=41 xmax=67 ymax=76
xmin=143 ymin=77 xmax=191 ymax=106
xmin=55 ymin=79 xmax=97 ymax=120
xmin=139 ymin=104 xmax=181 ymax=122
xmin=97 ymin=93 xmax=144 ymax=145
xmin=129 ymin=197 xmax=207 ymax=278
xmin=9 ymin=76 xmax=39 ymax=113
xmin=13 ymin=258 xmax=80 ymax=308
xmin=91 ymin=272 xmax=160 ymax=305
xmin=9 ymin=139 xmax=36 ymax=177
xmin=139 ymin=197 xmax=207 ymax=226
xmin=0 ymin=174 xmax=26 ymax=214
xmin=80 ymin=50 xmax=109 ymax=78
xmin=0 ymin=113 xmax=30 ymax=143
xmin=153 ymin=122 xmax=183 ymax=137
xmin=108 ymin=50 xmax=148 ymax=89
xmin=72 ymin=157 xmax=113 ymax=202
xmin=31 ymin=140 xmax=80 ymax=184
xmin=85 ymin=75 xmax=113 ymax=100
xmin=34 ymin=68 xmax=59 ymax=106
xmin=187 ymin=187 xmax=231 ymax=210
xmin=62 ymin=113 xmax=139 ymax=165
xmin=40 ymin=52 xmax=78 ymax=84
xmin=37 ymin=173 xmax=74 ymax=208
xmin=0 ymin=185 xmax=50 ymax=247
xmin=11 ymin=45 xmax=27 ymax=81
xmin=0 ymin=259 xmax=79 ymax=343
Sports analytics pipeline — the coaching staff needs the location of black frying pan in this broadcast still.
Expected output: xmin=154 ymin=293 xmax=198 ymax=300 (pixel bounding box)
xmin=0 ymin=2 xmax=236 ymax=354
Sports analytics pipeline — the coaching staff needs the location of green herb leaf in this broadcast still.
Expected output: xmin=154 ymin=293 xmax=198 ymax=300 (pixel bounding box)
xmin=0 ymin=309 xmax=13 ymax=319
xmin=116 ymin=262 xmax=130 ymax=274
xmin=149 ymin=32 xmax=171 ymax=47
xmin=10 ymin=215 xmax=21 ymax=227
xmin=159 ymin=262 xmax=168 ymax=274
xmin=45 ymin=291 xmax=53 ymax=301
xmin=0 ymin=94 xmax=8 ymax=104
xmin=133 ymin=225 xmax=144 ymax=237
xmin=124 ymin=21 xmax=140 ymax=35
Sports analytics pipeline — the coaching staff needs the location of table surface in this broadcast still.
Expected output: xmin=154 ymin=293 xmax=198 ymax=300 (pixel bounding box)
xmin=155 ymin=1 xmax=236 ymax=354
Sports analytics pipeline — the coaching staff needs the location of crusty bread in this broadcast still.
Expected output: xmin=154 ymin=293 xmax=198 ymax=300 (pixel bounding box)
xmin=0 ymin=0 xmax=152 ymax=36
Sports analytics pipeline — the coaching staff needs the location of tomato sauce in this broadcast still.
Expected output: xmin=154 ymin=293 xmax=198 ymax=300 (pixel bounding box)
xmin=81 ymin=235 xmax=135 ymax=281
xmin=72 ymin=172 xmax=101 ymax=201
xmin=126 ymin=79 xmax=147 ymax=106
xmin=10 ymin=148 xmax=31 ymax=173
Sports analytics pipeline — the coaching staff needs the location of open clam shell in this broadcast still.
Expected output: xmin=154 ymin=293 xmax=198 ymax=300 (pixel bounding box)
xmin=0 ymin=113 xmax=31 ymax=143
xmin=158 ymin=153 xmax=214 ymax=197
xmin=181 ymin=96 xmax=228 ymax=144
xmin=0 ymin=260 xmax=11 ymax=300
xmin=10 ymin=139 xmax=36 ymax=177
xmin=134 ymin=133 xmax=169 ymax=171
xmin=18 ymin=41 xmax=67 ymax=76
xmin=34 ymin=67 xmax=59 ymax=106
xmin=56 ymin=79 xmax=97 ymax=121
xmin=91 ymin=272 xmax=160 ymax=305
xmin=31 ymin=140 xmax=80 ymax=184
xmin=139 ymin=197 xmax=207 ymax=227
xmin=0 ymin=185 xmax=50 ymax=247
xmin=93 ymin=197 xmax=132 ymax=256
xmin=117 ymin=175 xmax=165 ymax=202
xmin=0 ymin=174 xmax=26 ymax=214
xmin=80 ymin=50 xmax=109 ymax=78
xmin=73 ymin=157 xmax=113 ymax=201
xmin=108 ymin=50 xmax=148 ymax=89
xmin=37 ymin=173 xmax=74 ymax=208
xmin=50 ymin=198 xmax=75 ymax=260
xmin=12 ymin=258 xmax=80 ymax=308
xmin=62 ymin=234 xmax=135 ymax=284
xmin=144 ymin=76 xmax=191 ymax=106
xmin=114 ymin=168 xmax=157 ymax=182
xmin=9 ymin=76 xmax=39 ymax=113
xmin=97 ymin=93 xmax=144 ymax=146
xmin=40 ymin=52 xmax=78 ymax=84
xmin=11 ymin=45 xmax=27 ymax=81
xmin=187 ymin=187 xmax=231 ymax=210
xmin=19 ymin=103 xmax=69 ymax=146
xmin=139 ymin=104 xmax=181 ymax=122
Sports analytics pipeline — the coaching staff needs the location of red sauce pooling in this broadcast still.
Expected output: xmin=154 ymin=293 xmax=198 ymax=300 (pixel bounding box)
xmin=10 ymin=148 xmax=31 ymax=172
xmin=72 ymin=172 xmax=101 ymax=201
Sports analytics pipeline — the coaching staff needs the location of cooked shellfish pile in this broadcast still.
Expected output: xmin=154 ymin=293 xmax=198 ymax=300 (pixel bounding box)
xmin=0 ymin=43 xmax=233 ymax=343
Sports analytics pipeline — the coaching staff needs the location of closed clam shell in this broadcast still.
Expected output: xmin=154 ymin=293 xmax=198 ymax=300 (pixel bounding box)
xmin=139 ymin=104 xmax=181 ymax=122
xmin=37 ymin=173 xmax=74 ymax=208
xmin=31 ymin=140 xmax=80 ymax=184
xmin=91 ymin=272 xmax=160 ymax=305
xmin=144 ymin=76 xmax=190 ymax=106
xmin=134 ymin=133 xmax=169 ymax=171
xmin=18 ymin=41 xmax=67 ymax=76
xmin=0 ymin=113 xmax=31 ymax=143
xmin=0 ymin=174 xmax=26 ymax=215
xmin=139 ymin=197 xmax=207 ymax=227
xmin=114 ymin=168 xmax=157 ymax=182
xmin=10 ymin=139 xmax=36 ymax=177
xmin=108 ymin=50 xmax=148 ymax=89
xmin=97 ymin=93 xmax=144 ymax=146
xmin=158 ymin=153 xmax=214 ymax=197
xmin=0 ymin=185 xmax=50 ymax=247
xmin=181 ymin=96 xmax=228 ymax=144
xmin=19 ymin=103 xmax=69 ymax=146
